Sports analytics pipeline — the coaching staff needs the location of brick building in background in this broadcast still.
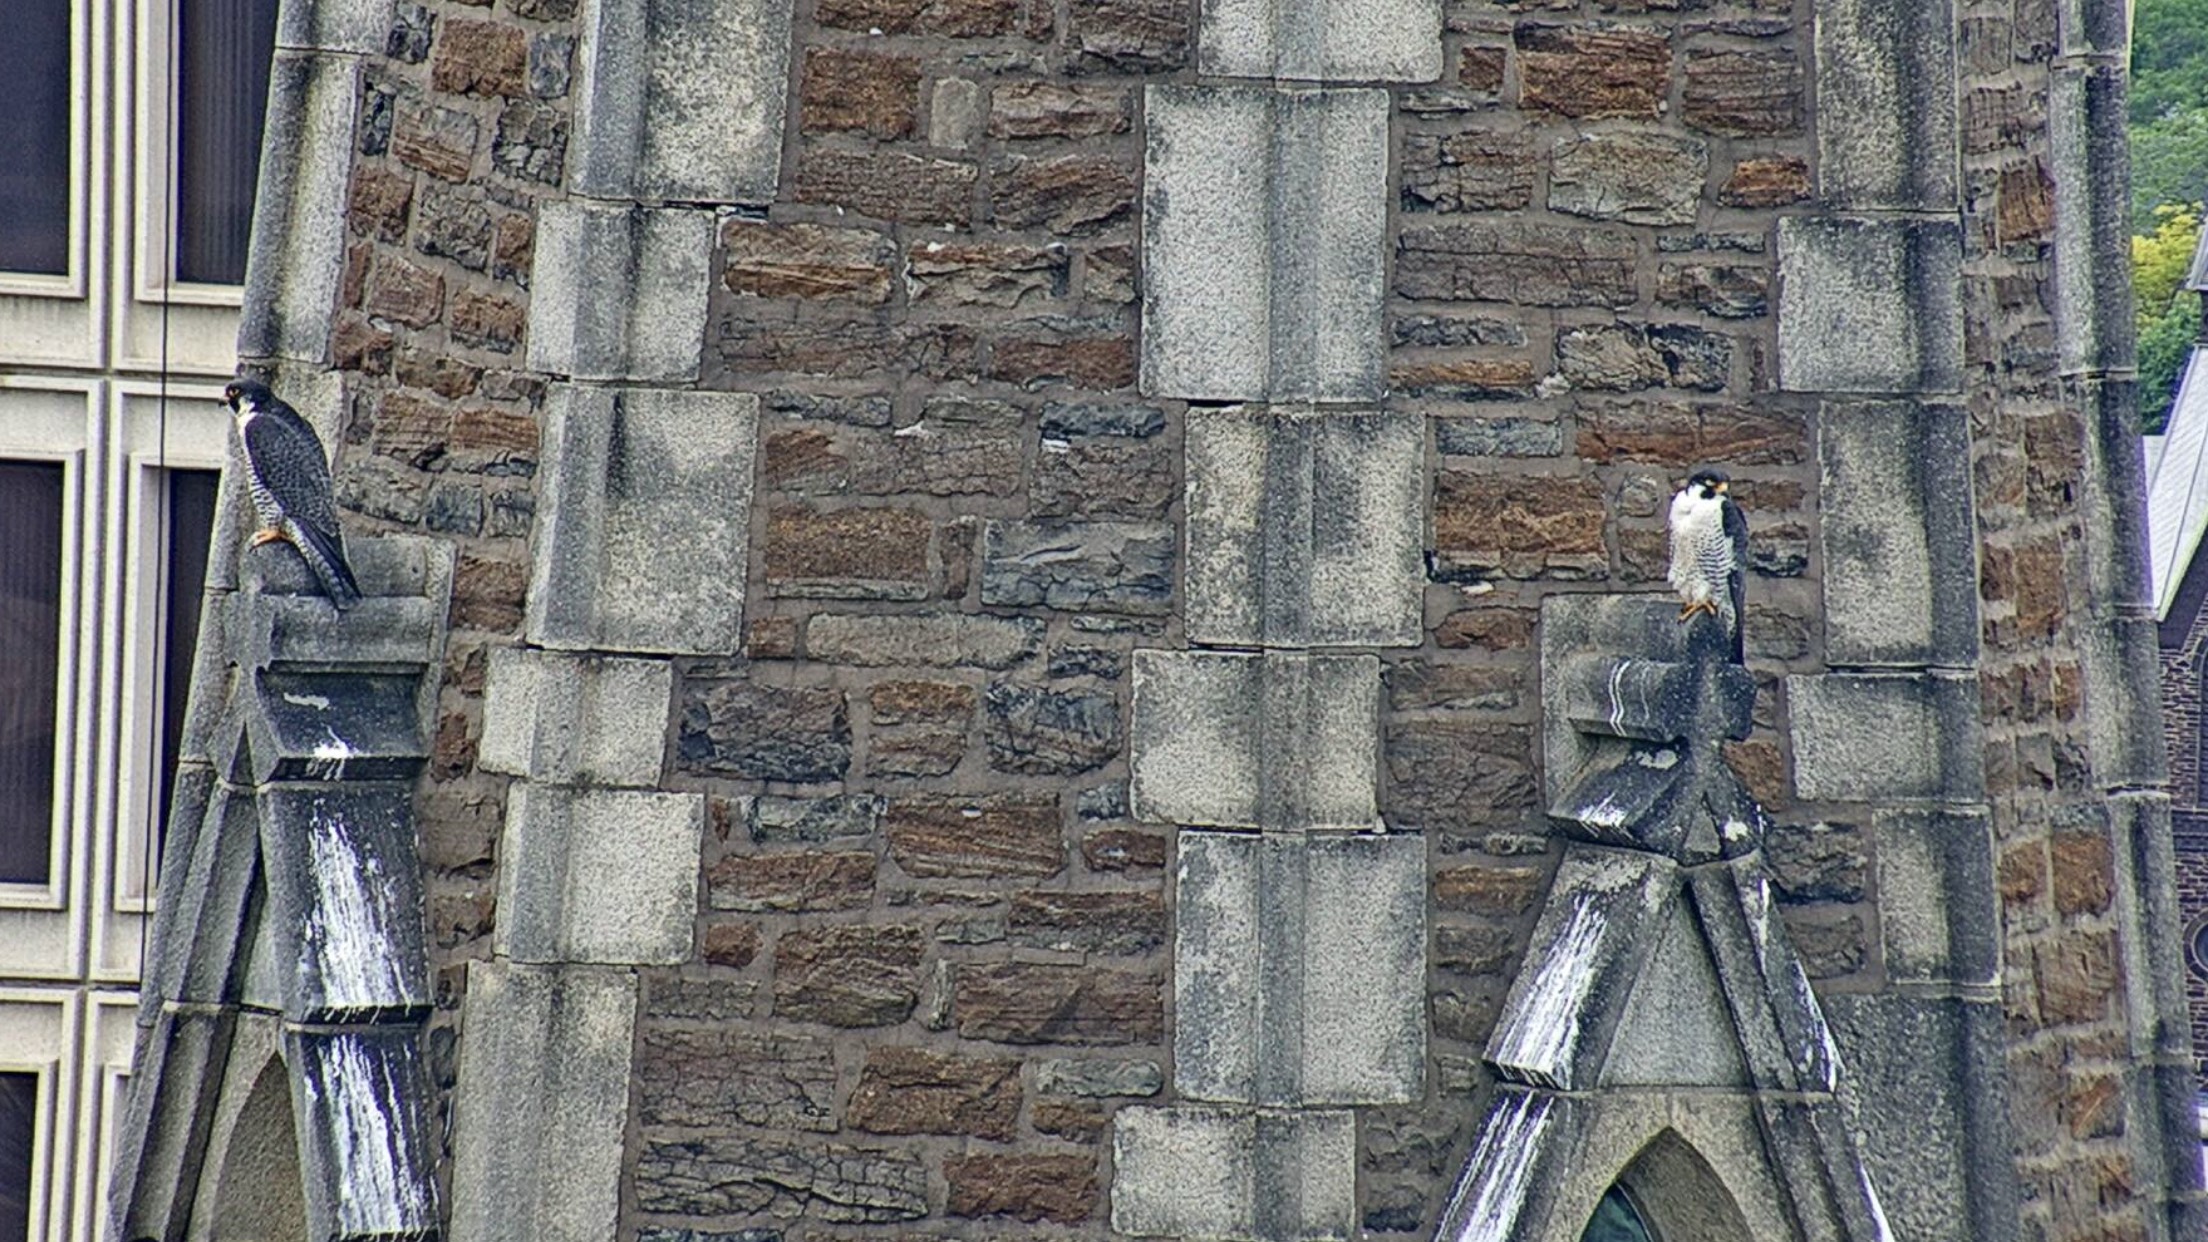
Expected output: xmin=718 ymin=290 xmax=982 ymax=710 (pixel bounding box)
xmin=26 ymin=0 xmax=2206 ymax=1238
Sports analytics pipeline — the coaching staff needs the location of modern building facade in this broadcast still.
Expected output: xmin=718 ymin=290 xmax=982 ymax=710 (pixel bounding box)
xmin=5 ymin=0 xmax=2206 ymax=1239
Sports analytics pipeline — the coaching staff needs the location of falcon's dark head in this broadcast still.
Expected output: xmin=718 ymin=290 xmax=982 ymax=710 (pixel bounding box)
xmin=1686 ymin=467 xmax=1731 ymax=501
xmin=223 ymin=378 xmax=274 ymax=413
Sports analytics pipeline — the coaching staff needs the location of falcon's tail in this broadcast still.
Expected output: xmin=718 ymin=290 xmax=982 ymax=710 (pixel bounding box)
xmin=295 ymin=523 xmax=363 ymax=611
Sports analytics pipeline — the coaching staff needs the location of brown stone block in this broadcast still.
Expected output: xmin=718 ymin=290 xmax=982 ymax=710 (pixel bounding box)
xmin=773 ymin=924 xmax=925 ymax=1027
xmin=991 ymin=155 xmax=1136 ymax=235
xmin=447 ymin=406 xmax=537 ymax=469
xmin=333 ymin=315 xmax=395 ymax=374
xmin=1391 ymin=356 xmax=1540 ymax=399
xmin=886 ymin=792 xmax=1064 ymax=879
xmin=372 ymin=389 xmax=451 ymax=468
xmin=764 ymin=505 xmax=932 ymax=598
xmin=871 ymin=680 xmax=979 ymax=725
xmin=1435 ymin=922 xmax=1519 ymax=979
xmin=952 ymin=961 xmax=1164 ymax=1044
xmin=1718 ymin=156 xmax=1810 ymax=207
xmin=1783 ymin=909 xmax=1866 ymax=980
xmin=817 ymin=0 xmax=1049 ymax=38
xmin=430 ymin=711 xmax=476 ymax=781
xmin=1085 ymin=244 xmax=1136 ymax=303
xmin=1389 ymin=718 xmax=1539 ymax=828
xmin=1007 ymin=891 xmax=1165 ymax=955
xmin=701 ymin=920 xmax=762 ymax=968
xmin=2061 ymin=1074 xmax=2126 ymax=1142
xmin=2031 ymin=929 xmax=2119 ymax=1027
xmin=365 ymin=255 xmax=445 ymax=328
xmin=989 ymin=81 xmax=1131 ymax=139
xmin=868 ymin=728 xmax=969 ymax=778
xmin=1515 ymin=24 xmax=1670 ymax=119
xmin=850 ymin=419 xmax=1026 ymax=497
xmin=1432 ymin=982 xmax=1505 ymax=1045
xmin=945 ymin=1153 xmax=1098 ymax=1223
xmin=1033 ymin=1097 xmax=1108 ymax=1141
xmin=452 ymin=552 xmax=527 ymax=631
xmin=1082 ymin=828 xmax=1168 ymax=872
xmin=1401 ymin=132 xmax=1538 ymax=213
xmin=1681 ymin=48 xmax=1802 ymax=136
xmin=349 ymin=164 xmax=413 ymax=242
xmin=747 ymin=617 xmax=799 ymax=660
xmin=707 ymin=852 xmax=877 ymax=913
xmin=432 ymin=18 xmax=530 ymax=97
xmin=906 ymin=241 xmax=1069 ymax=308
xmin=2050 ymin=829 xmax=2114 ymax=916
xmin=636 ymin=1027 xmax=837 ymax=1131
xmin=1997 ymin=160 xmax=2055 ymax=244
xmin=795 ymin=147 xmax=978 ymax=226
xmin=989 ymin=323 xmax=1136 ymax=389
xmin=492 ymin=211 xmax=533 ymax=287
xmin=1432 ymin=469 xmax=1607 ymax=575
xmin=396 ymin=350 xmax=483 ymax=399
xmin=1068 ymin=0 xmax=1188 ymax=72
xmin=848 ymin=1047 xmax=1022 ymax=1139
xmin=1722 ymin=738 xmax=1789 ymax=812
xmin=715 ymin=315 xmax=983 ymax=381
xmin=1434 ymin=607 xmax=1534 ymax=651
xmin=392 ymin=100 xmax=480 ymax=181
xmin=449 ymin=287 xmax=525 ymax=353
xmin=1656 ymin=262 xmax=1770 ymax=320
xmin=1396 ymin=221 xmax=1637 ymax=308
xmin=722 ymin=219 xmax=897 ymax=305
xmin=1459 ymin=45 xmax=1506 ymax=93
xmin=801 ymin=47 xmax=922 ymax=139
xmin=1434 ymin=863 xmax=1547 ymax=917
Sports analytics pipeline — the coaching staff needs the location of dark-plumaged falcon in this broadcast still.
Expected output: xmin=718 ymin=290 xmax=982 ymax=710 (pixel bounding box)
xmin=224 ymin=378 xmax=361 ymax=610
xmin=1667 ymin=466 xmax=1748 ymax=663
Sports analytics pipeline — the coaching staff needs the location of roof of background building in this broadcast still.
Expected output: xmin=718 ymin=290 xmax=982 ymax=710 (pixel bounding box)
xmin=2147 ymin=347 xmax=2208 ymax=619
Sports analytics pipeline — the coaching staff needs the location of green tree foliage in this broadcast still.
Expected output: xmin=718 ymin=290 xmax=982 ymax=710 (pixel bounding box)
xmin=2133 ymin=109 xmax=2208 ymax=233
xmin=2133 ymin=0 xmax=2208 ymax=125
xmin=2136 ymin=205 xmax=2203 ymax=432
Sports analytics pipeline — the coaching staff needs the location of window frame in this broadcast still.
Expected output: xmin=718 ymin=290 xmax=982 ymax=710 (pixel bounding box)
xmin=0 ymin=990 xmax=81 ymax=1242
xmin=129 ymin=0 xmax=255 ymax=313
xmin=64 ymin=992 xmax=132 ymax=1242
xmin=0 ymin=0 xmax=95 ymax=301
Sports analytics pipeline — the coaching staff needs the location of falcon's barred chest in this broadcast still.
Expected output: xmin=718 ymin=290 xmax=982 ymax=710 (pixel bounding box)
xmin=1667 ymin=490 xmax=1735 ymax=613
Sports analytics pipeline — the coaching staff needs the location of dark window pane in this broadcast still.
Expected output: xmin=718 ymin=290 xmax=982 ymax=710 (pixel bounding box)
xmin=157 ymin=470 xmax=220 ymax=863
xmin=0 ymin=1071 xmax=35 ymax=1242
xmin=176 ymin=0 xmax=279 ymax=284
xmin=1580 ymin=1187 xmax=1658 ymax=1242
xmin=0 ymin=462 xmax=64 ymax=887
xmin=0 ymin=0 xmax=70 ymax=274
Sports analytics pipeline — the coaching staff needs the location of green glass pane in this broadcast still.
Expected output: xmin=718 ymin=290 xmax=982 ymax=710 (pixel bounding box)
xmin=1581 ymin=1186 xmax=1657 ymax=1242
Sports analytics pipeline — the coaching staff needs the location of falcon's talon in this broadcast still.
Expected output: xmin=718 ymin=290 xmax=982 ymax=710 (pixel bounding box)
xmin=249 ymin=527 xmax=286 ymax=548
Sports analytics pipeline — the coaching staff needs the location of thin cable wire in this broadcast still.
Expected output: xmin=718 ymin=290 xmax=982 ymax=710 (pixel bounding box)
xmin=139 ymin=5 xmax=179 ymax=983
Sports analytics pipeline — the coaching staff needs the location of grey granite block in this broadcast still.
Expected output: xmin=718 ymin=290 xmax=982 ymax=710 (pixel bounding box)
xmin=528 ymin=204 xmax=714 ymax=382
xmin=450 ymin=961 xmax=640 ymax=1242
xmin=1777 ymin=217 xmax=1963 ymax=395
xmin=1198 ymin=0 xmax=1441 ymax=82
xmin=571 ymin=0 xmax=792 ymax=203
xmin=237 ymin=53 xmax=360 ymax=364
xmin=1818 ymin=401 xmax=1980 ymax=667
xmin=479 ymin=647 xmax=672 ymax=786
xmin=258 ymin=782 xmax=433 ymax=1017
xmin=526 ymin=385 xmax=758 ymax=656
xmin=1814 ymin=0 xmax=1959 ymax=210
xmin=495 ymin=785 xmax=704 ymax=966
xmin=1185 ymin=407 xmax=1424 ymax=648
xmin=1111 ymin=1105 xmax=1355 ymax=1240
xmin=1786 ymin=672 xmax=1983 ymax=803
xmin=1142 ymin=86 xmax=1389 ymax=402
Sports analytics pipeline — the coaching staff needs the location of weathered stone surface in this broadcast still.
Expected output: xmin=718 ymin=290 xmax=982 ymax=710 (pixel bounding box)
xmin=479 ymin=648 xmax=670 ymax=786
xmin=1548 ymin=133 xmax=1708 ymax=226
xmin=1776 ymin=217 xmax=1963 ymax=394
xmin=722 ymin=219 xmax=896 ymax=303
xmin=806 ymin=613 xmax=1043 ymax=669
xmin=773 ymin=925 xmax=925 ymax=1027
xmin=1142 ymin=86 xmax=1389 ymax=402
xmin=529 ymin=205 xmax=713 ymax=382
xmin=1111 ymin=1106 xmax=1356 ymax=1240
xmin=1787 ymin=672 xmax=1983 ymax=803
xmin=795 ymin=147 xmax=978 ymax=225
xmin=1819 ymin=401 xmax=1979 ymax=666
xmin=678 ymin=680 xmax=850 ymax=783
xmin=706 ymin=851 xmax=874 ymax=913
xmin=991 ymin=155 xmax=1136 ymax=234
xmin=1130 ymin=650 xmax=1381 ymax=830
xmin=980 ymin=521 xmax=1175 ymax=614
xmin=1198 ymin=0 xmax=1439 ymax=80
xmin=636 ymin=1028 xmax=836 ymax=1132
xmin=567 ymin=0 xmax=792 ymax=202
xmin=1033 ymin=436 xmax=1174 ymax=520
xmin=1720 ymin=156 xmax=1812 ymax=207
xmin=1185 ymin=408 xmax=1424 ymax=648
xmin=490 ymin=101 xmax=566 ymax=184
xmin=764 ymin=507 xmax=931 ymax=601
xmin=990 ymin=81 xmax=1130 ymax=138
xmin=983 ymin=683 xmax=1121 ymax=775
xmin=633 ymin=1135 xmax=927 ymax=1222
xmin=433 ymin=17 xmax=528 ymax=96
xmin=848 ymin=1047 xmax=1021 ymax=1139
xmin=1396 ymin=221 xmax=1637 ymax=308
xmin=1516 ymin=24 xmax=1670 ymax=119
xmin=946 ymin=1154 xmax=1099 ymax=1223
xmin=1815 ymin=0 xmax=1958 ymax=209
xmin=886 ymin=792 xmax=1064 ymax=878
xmin=1084 ymin=827 xmax=1170 ymax=872
xmin=1069 ymin=0 xmax=1189 ymax=72
xmin=749 ymin=794 xmax=884 ymax=843
xmin=1681 ymin=48 xmax=1803 ymax=136
xmin=1765 ymin=822 xmax=1869 ymax=904
xmin=1435 ymin=416 xmax=1562 ymax=457
xmin=905 ymin=241 xmax=1068 ymax=308
xmin=1008 ymin=890 xmax=1165 ymax=955
xmin=449 ymin=963 xmax=637 ymax=1242
xmin=1037 ymin=1058 xmax=1165 ymax=1097
xmin=953 ymin=962 xmax=1164 ymax=1044
xmin=1432 ymin=468 xmax=1606 ymax=580
xmin=644 ymin=977 xmax=760 ymax=1023
xmin=1387 ymin=717 xmax=1538 ymax=831
xmin=818 ymin=0 xmax=1045 ymax=37
xmin=1656 ymin=262 xmax=1770 ymax=319
xmin=866 ymin=681 xmax=976 ymax=780
xmin=801 ymin=46 xmax=918 ymax=138
xmin=496 ymin=786 xmax=704 ymax=966
xmin=239 ymin=54 xmax=363 ymax=364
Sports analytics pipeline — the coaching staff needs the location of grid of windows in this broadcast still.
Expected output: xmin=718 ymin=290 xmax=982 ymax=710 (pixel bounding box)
xmin=0 ymin=0 xmax=273 ymax=1235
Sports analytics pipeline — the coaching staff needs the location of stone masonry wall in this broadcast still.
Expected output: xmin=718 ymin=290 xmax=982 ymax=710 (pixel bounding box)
xmin=277 ymin=0 xmax=2200 ymax=1237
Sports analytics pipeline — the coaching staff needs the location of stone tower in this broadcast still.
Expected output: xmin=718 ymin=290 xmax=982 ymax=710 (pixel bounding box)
xmin=109 ymin=0 xmax=2207 ymax=1239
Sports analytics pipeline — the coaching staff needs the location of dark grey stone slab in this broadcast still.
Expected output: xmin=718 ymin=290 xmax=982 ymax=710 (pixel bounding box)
xmin=286 ymin=1026 xmax=442 ymax=1239
xmin=980 ymin=520 xmax=1176 ymax=615
xmin=1819 ymin=401 xmax=1980 ymax=667
xmin=1687 ymin=858 xmax=1838 ymax=1095
xmin=238 ymin=53 xmax=359 ymax=365
xmin=142 ymin=780 xmax=262 ymax=1011
xmin=258 ymin=783 xmax=432 ymax=1019
xmin=107 ymin=1011 xmax=236 ymax=1242
xmin=245 ymin=670 xmax=428 ymax=784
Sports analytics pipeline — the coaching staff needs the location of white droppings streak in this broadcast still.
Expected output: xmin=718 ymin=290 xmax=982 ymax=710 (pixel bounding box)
xmin=1741 ymin=870 xmax=1839 ymax=1089
xmin=301 ymin=798 xmax=408 ymax=1011
xmin=1439 ymin=1092 xmax=1554 ymax=1242
xmin=893 ymin=421 xmax=929 ymax=438
xmin=305 ymin=727 xmax=355 ymax=781
xmin=283 ymin=691 xmax=334 ymax=710
xmin=1491 ymin=895 xmax=1609 ymax=1086
xmin=318 ymin=1034 xmax=435 ymax=1232
xmin=1580 ymin=795 xmax=1628 ymax=831
xmin=1860 ymin=1163 xmax=1895 ymax=1242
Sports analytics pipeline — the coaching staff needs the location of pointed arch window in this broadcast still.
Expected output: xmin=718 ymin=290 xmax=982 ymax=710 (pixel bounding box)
xmin=1580 ymin=1186 xmax=1659 ymax=1242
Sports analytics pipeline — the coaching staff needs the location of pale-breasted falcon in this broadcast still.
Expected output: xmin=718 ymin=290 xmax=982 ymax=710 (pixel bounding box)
xmin=224 ymin=378 xmax=362 ymax=610
xmin=1667 ymin=466 xmax=1748 ymax=663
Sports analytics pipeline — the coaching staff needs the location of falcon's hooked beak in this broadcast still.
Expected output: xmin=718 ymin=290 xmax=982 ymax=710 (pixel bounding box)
xmin=222 ymin=383 xmax=242 ymax=412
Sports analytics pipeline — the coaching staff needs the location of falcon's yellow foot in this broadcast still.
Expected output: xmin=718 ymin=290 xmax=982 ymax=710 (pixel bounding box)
xmin=1678 ymin=600 xmax=1717 ymax=620
xmin=249 ymin=527 xmax=286 ymax=548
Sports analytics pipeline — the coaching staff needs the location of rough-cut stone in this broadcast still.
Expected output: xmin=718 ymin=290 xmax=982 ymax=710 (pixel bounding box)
xmin=747 ymin=795 xmax=883 ymax=844
xmin=1129 ymin=650 xmax=1381 ymax=830
xmin=1387 ymin=718 xmax=1537 ymax=830
xmin=1720 ymin=156 xmax=1812 ymax=207
xmin=478 ymin=648 xmax=670 ymax=786
xmin=1069 ymin=0 xmax=1188 ymax=72
xmin=706 ymin=851 xmax=874 ymax=913
xmin=1084 ymin=827 xmax=1169 ymax=872
xmin=1142 ymin=86 xmax=1390 ymax=402
xmin=1548 ymin=133 xmax=1707 ymax=227
xmin=722 ymin=219 xmax=897 ymax=304
xmin=990 ymin=81 xmax=1130 ymax=138
xmin=567 ymin=0 xmax=792 ymax=202
xmin=433 ymin=18 xmax=528 ymax=97
xmin=636 ymin=1028 xmax=836 ymax=1132
xmin=1033 ymin=436 xmax=1174 ymax=520
xmin=980 ymin=521 xmax=1175 ymax=614
xmin=1185 ymin=408 xmax=1424 ymax=648
xmin=795 ymin=147 xmax=978 ymax=226
xmin=991 ymin=155 xmax=1136 ymax=234
xmin=848 ymin=1048 xmax=1021 ymax=1139
xmin=1432 ymin=468 xmax=1606 ymax=579
xmin=904 ymin=241 xmax=1068 ymax=308
xmin=529 ymin=204 xmax=713 ymax=382
xmin=1516 ymin=24 xmax=1670 ymax=119
xmin=764 ymin=507 xmax=931 ymax=601
xmin=495 ymin=786 xmax=704 ymax=966
xmin=1038 ymin=1058 xmax=1165 ymax=1097
xmin=983 ymin=683 xmax=1121 ymax=775
xmin=953 ymin=962 xmax=1164 ymax=1044
xmin=1681 ymin=48 xmax=1803 ymax=136
xmin=801 ymin=46 xmax=919 ymax=138
xmin=677 ymin=680 xmax=852 ymax=783
xmin=946 ymin=1154 xmax=1098 ymax=1223
xmin=773 ymin=925 xmax=925 ymax=1027
xmin=633 ymin=1135 xmax=927 ymax=1222
xmin=818 ymin=0 xmax=1045 ymax=37
xmin=806 ymin=613 xmax=1043 ymax=669
xmin=1198 ymin=0 xmax=1439 ymax=80
xmin=1008 ymin=891 xmax=1165 ymax=955
xmin=886 ymin=792 xmax=1064 ymax=878
xmin=1396 ymin=221 xmax=1637 ymax=308
xmin=1776 ymin=219 xmax=1963 ymax=395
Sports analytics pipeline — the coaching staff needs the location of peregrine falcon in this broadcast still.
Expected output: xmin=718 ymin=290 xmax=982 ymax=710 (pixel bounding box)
xmin=223 ymin=378 xmax=361 ymax=610
xmin=1667 ymin=467 xmax=1748 ymax=663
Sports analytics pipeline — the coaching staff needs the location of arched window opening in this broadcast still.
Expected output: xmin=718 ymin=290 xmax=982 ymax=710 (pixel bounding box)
xmin=1580 ymin=1185 xmax=1659 ymax=1242
xmin=1587 ymin=1129 xmax=1756 ymax=1242
xmin=206 ymin=1059 xmax=305 ymax=1242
